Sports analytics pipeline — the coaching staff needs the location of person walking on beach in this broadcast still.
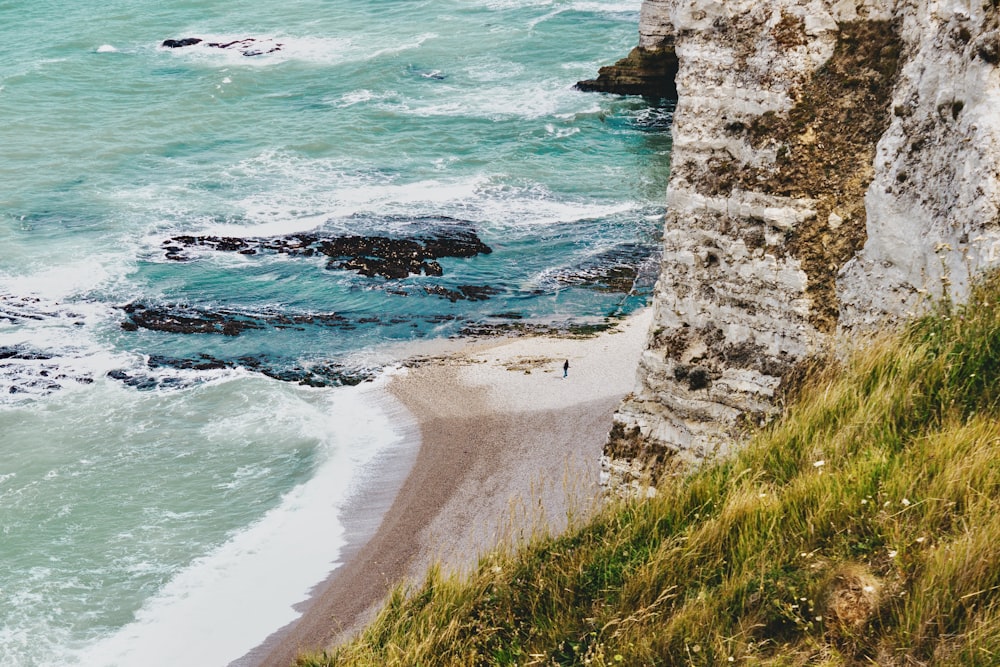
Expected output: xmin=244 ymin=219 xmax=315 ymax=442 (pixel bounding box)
xmin=563 ymin=359 xmax=569 ymax=378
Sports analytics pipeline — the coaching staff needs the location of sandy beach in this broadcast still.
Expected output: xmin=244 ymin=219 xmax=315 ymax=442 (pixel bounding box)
xmin=242 ymin=308 xmax=653 ymax=666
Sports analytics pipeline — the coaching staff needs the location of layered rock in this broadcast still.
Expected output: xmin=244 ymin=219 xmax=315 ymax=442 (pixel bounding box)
xmin=575 ymin=1 xmax=679 ymax=98
xmin=600 ymin=0 xmax=1000 ymax=489
xmin=840 ymin=1 xmax=1000 ymax=327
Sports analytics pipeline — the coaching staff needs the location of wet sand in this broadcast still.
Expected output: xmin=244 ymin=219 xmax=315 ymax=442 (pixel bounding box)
xmin=241 ymin=309 xmax=652 ymax=666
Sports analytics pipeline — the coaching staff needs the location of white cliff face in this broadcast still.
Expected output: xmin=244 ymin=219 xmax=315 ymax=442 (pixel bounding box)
xmin=840 ymin=1 xmax=1000 ymax=328
xmin=606 ymin=0 xmax=1000 ymax=488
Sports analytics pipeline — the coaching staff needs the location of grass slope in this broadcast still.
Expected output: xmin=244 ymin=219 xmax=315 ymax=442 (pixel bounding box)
xmin=301 ymin=274 xmax=1000 ymax=666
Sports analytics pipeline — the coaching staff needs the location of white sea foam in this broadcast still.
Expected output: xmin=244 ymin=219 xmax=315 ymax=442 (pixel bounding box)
xmin=480 ymin=0 xmax=637 ymax=11
xmin=330 ymin=88 xmax=399 ymax=108
xmin=128 ymin=149 xmax=641 ymax=246
xmin=394 ymin=79 xmax=591 ymax=120
xmin=159 ymin=33 xmax=353 ymax=67
xmin=157 ymin=32 xmax=435 ymax=68
xmin=73 ymin=377 xmax=413 ymax=667
xmin=480 ymin=0 xmax=555 ymax=9
xmin=96 ymin=44 xmax=118 ymax=53
xmin=569 ymin=0 xmax=641 ymax=13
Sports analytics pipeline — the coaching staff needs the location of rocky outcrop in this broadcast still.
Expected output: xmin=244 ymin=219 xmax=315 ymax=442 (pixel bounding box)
xmin=575 ymin=46 xmax=679 ymax=99
xmin=597 ymin=0 xmax=1000 ymax=490
xmin=575 ymin=1 xmax=679 ymax=98
xmin=162 ymin=225 xmax=492 ymax=279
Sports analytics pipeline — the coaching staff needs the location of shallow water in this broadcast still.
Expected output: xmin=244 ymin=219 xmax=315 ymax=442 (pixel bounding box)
xmin=0 ymin=0 xmax=671 ymax=664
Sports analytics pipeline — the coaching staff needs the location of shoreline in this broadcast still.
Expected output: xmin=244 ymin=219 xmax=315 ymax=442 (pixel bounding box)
xmin=241 ymin=309 xmax=653 ymax=666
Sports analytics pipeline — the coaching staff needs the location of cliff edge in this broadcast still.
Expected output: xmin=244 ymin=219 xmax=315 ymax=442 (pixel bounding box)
xmin=599 ymin=0 xmax=1000 ymax=488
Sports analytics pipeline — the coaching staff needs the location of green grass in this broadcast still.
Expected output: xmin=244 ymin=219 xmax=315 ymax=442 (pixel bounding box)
xmin=300 ymin=272 xmax=1000 ymax=666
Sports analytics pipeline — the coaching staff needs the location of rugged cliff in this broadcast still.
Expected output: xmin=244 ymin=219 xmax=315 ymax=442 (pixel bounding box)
xmin=601 ymin=0 xmax=1000 ymax=488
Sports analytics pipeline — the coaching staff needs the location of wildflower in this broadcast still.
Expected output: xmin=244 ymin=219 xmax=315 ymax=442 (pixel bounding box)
xmin=888 ymin=549 xmax=898 ymax=558
xmin=916 ymin=536 xmax=926 ymax=543
xmin=728 ymin=658 xmax=735 ymax=663
xmin=902 ymin=498 xmax=911 ymax=506
xmin=861 ymin=498 xmax=868 ymax=505
xmin=813 ymin=460 xmax=825 ymax=468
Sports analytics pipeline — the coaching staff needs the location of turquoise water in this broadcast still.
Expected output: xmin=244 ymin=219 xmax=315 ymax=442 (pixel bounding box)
xmin=0 ymin=1 xmax=671 ymax=664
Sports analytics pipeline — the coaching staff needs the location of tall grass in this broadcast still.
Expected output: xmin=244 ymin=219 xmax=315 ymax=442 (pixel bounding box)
xmin=300 ymin=272 xmax=1000 ymax=666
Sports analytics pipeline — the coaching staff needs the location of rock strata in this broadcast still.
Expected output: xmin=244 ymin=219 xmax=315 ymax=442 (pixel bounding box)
xmin=575 ymin=46 xmax=679 ymax=99
xmin=598 ymin=0 xmax=1000 ymax=491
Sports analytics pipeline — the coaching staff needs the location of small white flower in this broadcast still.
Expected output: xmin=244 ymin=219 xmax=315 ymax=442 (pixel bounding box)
xmin=916 ymin=536 xmax=926 ymax=543
xmin=813 ymin=460 xmax=825 ymax=468
xmin=861 ymin=498 xmax=868 ymax=505
xmin=902 ymin=498 xmax=911 ymax=506
xmin=888 ymin=549 xmax=898 ymax=558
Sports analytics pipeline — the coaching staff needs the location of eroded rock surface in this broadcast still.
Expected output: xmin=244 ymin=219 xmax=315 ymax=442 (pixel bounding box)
xmin=602 ymin=0 xmax=1000 ymax=490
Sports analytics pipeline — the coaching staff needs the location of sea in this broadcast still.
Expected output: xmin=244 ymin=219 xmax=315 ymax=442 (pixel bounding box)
xmin=0 ymin=0 xmax=672 ymax=664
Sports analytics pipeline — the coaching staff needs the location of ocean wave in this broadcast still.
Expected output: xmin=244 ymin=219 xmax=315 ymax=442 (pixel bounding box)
xmin=72 ymin=379 xmax=412 ymax=667
xmin=387 ymin=79 xmax=592 ymax=120
xmin=129 ymin=152 xmax=644 ymax=243
xmin=480 ymin=0 xmax=638 ymax=14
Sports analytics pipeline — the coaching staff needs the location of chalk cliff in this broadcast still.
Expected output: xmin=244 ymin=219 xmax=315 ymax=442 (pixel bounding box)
xmin=598 ymin=0 xmax=1000 ymax=488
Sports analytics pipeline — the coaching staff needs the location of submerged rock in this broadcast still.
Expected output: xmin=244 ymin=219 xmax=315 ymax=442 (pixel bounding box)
xmin=119 ymin=302 xmax=355 ymax=336
xmin=108 ymin=353 xmax=375 ymax=389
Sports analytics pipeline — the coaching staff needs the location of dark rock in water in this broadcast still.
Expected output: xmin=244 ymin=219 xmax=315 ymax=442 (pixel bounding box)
xmin=458 ymin=319 xmax=616 ymax=339
xmin=0 ymin=347 xmax=53 ymax=361
xmin=423 ymin=284 xmax=502 ymax=302
xmin=162 ymin=38 xmax=203 ymax=48
xmin=575 ymin=45 xmax=679 ymax=100
xmin=104 ymin=352 xmax=372 ymax=390
xmin=161 ymin=37 xmax=283 ymax=56
xmin=106 ymin=369 xmax=159 ymax=391
xmin=147 ymin=354 xmax=229 ymax=371
xmin=257 ymin=363 xmax=372 ymax=387
xmin=121 ymin=303 xmax=263 ymax=336
xmin=162 ymin=226 xmax=492 ymax=280
xmin=119 ymin=302 xmax=355 ymax=337
xmin=551 ymin=243 xmax=658 ymax=294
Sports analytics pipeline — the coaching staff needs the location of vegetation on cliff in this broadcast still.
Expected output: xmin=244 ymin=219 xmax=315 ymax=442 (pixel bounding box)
xmin=301 ymin=272 xmax=1000 ymax=666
